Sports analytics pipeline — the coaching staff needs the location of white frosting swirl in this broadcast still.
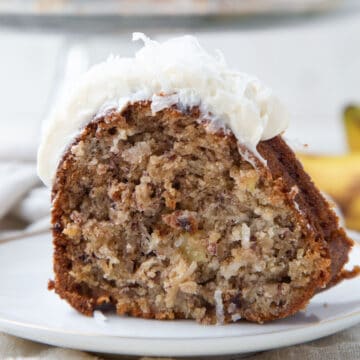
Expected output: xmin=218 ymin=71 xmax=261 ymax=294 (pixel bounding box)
xmin=37 ymin=33 xmax=288 ymax=187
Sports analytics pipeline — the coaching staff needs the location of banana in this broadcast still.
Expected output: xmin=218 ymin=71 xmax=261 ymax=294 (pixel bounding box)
xmin=346 ymin=196 xmax=360 ymax=231
xmin=344 ymin=105 xmax=360 ymax=152
xmin=298 ymin=153 xmax=360 ymax=231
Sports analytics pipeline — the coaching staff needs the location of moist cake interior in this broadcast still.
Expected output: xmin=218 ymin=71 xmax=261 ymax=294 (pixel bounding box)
xmin=52 ymin=102 xmax=330 ymax=324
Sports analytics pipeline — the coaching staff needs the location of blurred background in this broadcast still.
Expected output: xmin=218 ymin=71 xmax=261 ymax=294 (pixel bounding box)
xmin=0 ymin=0 xmax=359 ymax=240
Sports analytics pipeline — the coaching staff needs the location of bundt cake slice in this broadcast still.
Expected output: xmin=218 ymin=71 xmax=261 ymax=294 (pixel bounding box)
xmin=38 ymin=34 xmax=357 ymax=324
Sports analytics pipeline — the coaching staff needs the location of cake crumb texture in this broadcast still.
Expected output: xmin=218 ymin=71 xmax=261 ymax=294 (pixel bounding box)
xmin=51 ymin=102 xmax=353 ymax=324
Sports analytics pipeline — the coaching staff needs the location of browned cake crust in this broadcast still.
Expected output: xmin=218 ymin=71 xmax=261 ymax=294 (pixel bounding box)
xmin=50 ymin=101 xmax=356 ymax=324
xmin=257 ymin=137 xmax=354 ymax=281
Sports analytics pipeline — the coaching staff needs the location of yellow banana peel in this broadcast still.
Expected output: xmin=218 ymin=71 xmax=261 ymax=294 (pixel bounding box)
xmin=297 ymin=104 xmax=360 ymax=230
xmin=344 ymin=105 xmax=360 ymax=152
xmin=298 ymin=153 xmax=360 ymax=231
xmin=346 ymin=196 xmax=360 ymax=230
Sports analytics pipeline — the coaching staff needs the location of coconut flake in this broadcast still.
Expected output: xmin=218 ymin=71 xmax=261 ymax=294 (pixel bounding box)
xmin=38 ymin=33 xmax=288 ymax=187
xmin=241 ymin=223 xmax=251 ymax=249
xmin=214 ymin=289 xmax=225 ymax=325
xmin=231 ymin=314 xmax=242 ymax=322
xmin=94 ymin=310 xmax=107 ymax=322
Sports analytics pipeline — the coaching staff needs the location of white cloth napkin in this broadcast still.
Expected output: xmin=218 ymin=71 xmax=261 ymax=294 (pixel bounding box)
xmin=0 ymin=162 xmax=50 ymax=242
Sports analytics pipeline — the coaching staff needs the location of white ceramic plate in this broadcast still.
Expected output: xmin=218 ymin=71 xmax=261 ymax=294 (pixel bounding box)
xmin=0 ymin=232 xmax=359 ymax=357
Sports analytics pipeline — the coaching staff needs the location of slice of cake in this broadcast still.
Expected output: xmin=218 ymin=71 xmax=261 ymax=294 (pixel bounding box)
xmin=38 ymin=33 xmax=358 ymax=324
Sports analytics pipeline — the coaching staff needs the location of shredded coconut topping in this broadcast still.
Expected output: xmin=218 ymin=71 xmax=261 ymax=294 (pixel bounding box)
xmin=38 ymin=32 xmax=288 ymax=187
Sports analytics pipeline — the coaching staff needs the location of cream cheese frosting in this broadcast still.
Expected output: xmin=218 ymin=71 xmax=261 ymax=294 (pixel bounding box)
xmin=37 ymin=33 xmax=289 ymax=187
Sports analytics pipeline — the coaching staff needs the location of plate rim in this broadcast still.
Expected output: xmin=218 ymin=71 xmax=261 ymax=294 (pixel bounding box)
xmin=1 ymin=311 xmax=360 ymax=356
xmin=0 ymin=304 xmax=360 ymax=340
